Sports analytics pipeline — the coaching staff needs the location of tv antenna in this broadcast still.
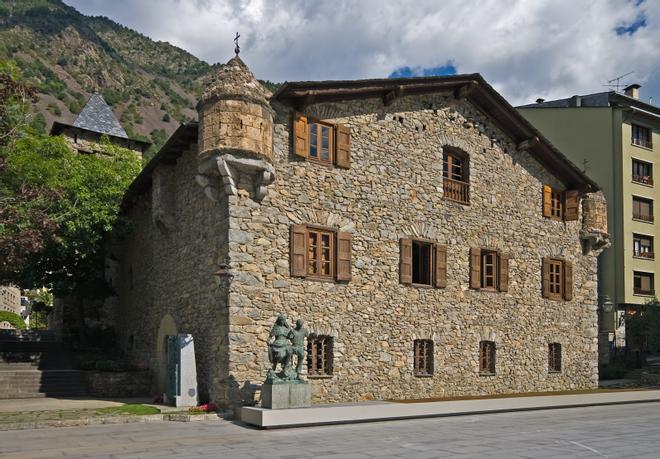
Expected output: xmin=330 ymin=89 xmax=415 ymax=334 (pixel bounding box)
xmin=604 ymin=71 xmax=634 ymax=92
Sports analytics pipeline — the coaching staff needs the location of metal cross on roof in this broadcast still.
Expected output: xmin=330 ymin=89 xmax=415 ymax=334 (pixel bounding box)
xmin=234 ymin=32 xmax=240 ymax=56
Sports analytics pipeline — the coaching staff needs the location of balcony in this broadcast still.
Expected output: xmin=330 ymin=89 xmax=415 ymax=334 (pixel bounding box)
xmin=634 ymin=287 xmax=655 ymax=296
xmin=633 ymin=175 xmax=654 ymax=186
xmin=633 ymin=250 xmax=655 ymax=259
xmin=443 ymin=177 xmax=470 ymax=204
xmin=633 ymin=212 xmax=654 ymax=223
xmin=632 ymin=138 xmax=653 ymax=149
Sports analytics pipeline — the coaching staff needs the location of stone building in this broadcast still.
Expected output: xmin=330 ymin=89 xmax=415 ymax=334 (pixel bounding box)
xmin=50 ymin=93 xmax=150 ymax=159
xmin=111 ymin=55 xmax=609 ymax=408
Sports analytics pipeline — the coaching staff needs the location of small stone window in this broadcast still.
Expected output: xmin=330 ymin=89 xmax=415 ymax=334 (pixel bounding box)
xmin=470 ymin=248 xmax=509 ymax=292
xmin=479 ymin=341 xmax=496 ymax=375
xmin=542 ymin=257 xmax=573 ymax=301
xmin=399 ymin=239 xmax=447 ymax=288
xmin=543 ymin=186 xmax=579 ymax=221
xmin=290 ymin=225 xmax=352 ymax=282
xmin=292 ymin=113 xmax=350 ymax=168
xmin=442 ymin=147 xmax=469 ymax=204
xmin=548 ymin=343 xmax=562 ymax=373
xmin=307 ymin=335 xmax=333 ymax=377
xmin=414 ymin=339 xmax=434 ymax=377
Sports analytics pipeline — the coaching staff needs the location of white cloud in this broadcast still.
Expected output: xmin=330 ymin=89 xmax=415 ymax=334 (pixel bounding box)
xmin=64 ymin=0 xmax=660 ymax=105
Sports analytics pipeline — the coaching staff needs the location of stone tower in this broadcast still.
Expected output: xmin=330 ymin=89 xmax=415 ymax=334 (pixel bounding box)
xmin=196 ymin=56 xmax=275 ymax=202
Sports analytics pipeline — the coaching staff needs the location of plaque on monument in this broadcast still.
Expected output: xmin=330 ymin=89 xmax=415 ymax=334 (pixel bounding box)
xmin=261 ymin=315 xmax=311 ymax=409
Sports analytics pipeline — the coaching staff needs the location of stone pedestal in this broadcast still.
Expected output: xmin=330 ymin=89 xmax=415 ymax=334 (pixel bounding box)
xmin=261 ymin=383 xmax=311 ymax=409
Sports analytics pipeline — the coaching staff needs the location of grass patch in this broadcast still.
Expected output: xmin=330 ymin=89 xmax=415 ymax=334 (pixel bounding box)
xmin=96 ymin=404 xmax=160 ymax=416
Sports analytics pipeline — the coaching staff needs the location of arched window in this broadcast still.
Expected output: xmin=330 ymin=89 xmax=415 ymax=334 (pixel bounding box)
xmin=442 ymin=147 xmax=469 ymax=204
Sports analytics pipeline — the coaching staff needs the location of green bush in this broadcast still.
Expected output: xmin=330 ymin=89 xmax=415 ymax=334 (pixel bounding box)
xmin=0 ymin=311 xmax=27 ymax=329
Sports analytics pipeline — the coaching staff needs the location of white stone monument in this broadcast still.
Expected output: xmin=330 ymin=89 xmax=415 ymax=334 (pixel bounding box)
xmin=164 ymin=334 xmax=198 ymax=407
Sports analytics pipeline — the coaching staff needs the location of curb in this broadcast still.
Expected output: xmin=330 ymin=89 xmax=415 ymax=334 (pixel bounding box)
xmin=0 ymin=412 xmax=223 ymax=431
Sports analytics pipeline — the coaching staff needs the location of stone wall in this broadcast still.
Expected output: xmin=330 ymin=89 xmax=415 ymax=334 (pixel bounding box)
xmin=58 ymin=127 xmax=144 ymax=159
xmin=112 ymin=146 xmax=231 ymax=403
xmin=87 ymin=371 xmax=152 ymax=398
xmin=224 ymin=92 xmax=602 ymax=404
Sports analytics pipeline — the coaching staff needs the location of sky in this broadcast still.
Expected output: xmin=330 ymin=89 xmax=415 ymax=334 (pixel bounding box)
xmin=63 ymin=0 xmax=660 ymax=106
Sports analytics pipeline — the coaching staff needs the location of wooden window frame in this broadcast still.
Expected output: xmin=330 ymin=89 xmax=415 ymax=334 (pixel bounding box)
xmin=480 ymin=250 xmax=499 ymax=291
xmin=306 ymin=227 xmax=335 ymax=280
xmin=633 ymin=233 xmax=654 ymax=260
xmin=413 ymin=339 xmax=434 ymax=377
xmin=547 ymin=258 xmax=564 ymax=301
xmin=548 ymin=343 xmax=562 ymax=373
xmin=442 ymin=148 xmax=470 ymax=205
xmin=411 ymin=239 xmax=434 ymax=287
xmin=632 ymin=159 xmax=654 ymax=186
xmin=550 ymin=190 xmax=563 ymax=220
xmin=632 ymin=123 xmax=653 ymax=150
xmin=307 ymin=119 xmax=334 ymax=165
xmin=633 ymin=271 xmax=655 ymax=296
xmin=633 ymin=196 xmax=654 ymax=223
xmin=307 ymin=335 xmax=333 ymax=378
xmin=479 ymin=340 xmax=496 ymax=375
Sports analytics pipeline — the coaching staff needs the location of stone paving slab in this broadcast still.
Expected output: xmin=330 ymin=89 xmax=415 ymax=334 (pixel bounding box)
xmin=241 ymin=388 xmax=660 ymax=428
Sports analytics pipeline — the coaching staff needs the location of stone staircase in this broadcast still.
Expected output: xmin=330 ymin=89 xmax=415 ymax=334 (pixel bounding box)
xmin=0 ymin=330 xmax=88 ymax=398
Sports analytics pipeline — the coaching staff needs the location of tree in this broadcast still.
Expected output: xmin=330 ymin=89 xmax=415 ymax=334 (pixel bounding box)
xmin=0 ymin=60 xmax=141 ymax=298
xmin=626 ymin=300 xmax=660 ymax=355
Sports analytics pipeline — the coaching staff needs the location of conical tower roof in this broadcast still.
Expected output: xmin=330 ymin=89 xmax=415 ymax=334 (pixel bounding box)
xmin=200 ymin=56 xmax=271 ymax=106
xmin=73 ymin=93 xmax=128 ymax=139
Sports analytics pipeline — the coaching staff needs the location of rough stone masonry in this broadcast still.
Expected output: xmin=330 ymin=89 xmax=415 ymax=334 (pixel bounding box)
xmin=111 ymin=56 xmax=609 ymax=408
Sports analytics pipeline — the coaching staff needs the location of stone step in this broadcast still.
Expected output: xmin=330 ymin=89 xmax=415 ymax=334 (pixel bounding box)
xmin=0 ymin=330 xmax=56 ymax=342
xmin=0 ymin=369 xmax=88 ymax=398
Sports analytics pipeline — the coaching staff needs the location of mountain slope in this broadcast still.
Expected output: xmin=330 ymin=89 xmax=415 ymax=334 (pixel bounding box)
xmin=0 ymin=0 xmax=279 ymax=159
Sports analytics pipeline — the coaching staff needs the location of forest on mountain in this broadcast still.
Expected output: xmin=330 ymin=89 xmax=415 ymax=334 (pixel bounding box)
xmin=0 ymin=0 xmax=279 ymax=160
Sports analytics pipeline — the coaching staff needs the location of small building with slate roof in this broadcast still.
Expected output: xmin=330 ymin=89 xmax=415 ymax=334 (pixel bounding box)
xmin=50 ymin=93 xmax=150 ymax=158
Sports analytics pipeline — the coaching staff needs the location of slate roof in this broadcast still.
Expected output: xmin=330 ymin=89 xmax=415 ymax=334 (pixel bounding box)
xmin=72 ymin=93 xmax=128 ymax=138
xmin=518 ymin=91 xmax=660 ymax=116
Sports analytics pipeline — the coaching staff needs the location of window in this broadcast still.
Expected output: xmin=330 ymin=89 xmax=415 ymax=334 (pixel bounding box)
xmin=307 ymin=335 xmax=333 ymax=377
xmin=632 ymin=159 xmax=653 ymax=185
xmin=633 ymin=234 xmax=654 ymax=259
xmin=634 ymin=271 xmax=655 ymax=296
xmin=400 ymin=239 xmax=447 ymax=288
xmin=632 ymin=124 xmax=652 ymax=149
xmin=309 ymin=121 xmax=334 ymax=164
xmin=290 ymin=225 xmax=352 ymax=282
xmin=633 ymin=196 xmax=654 ymax=222
xmin=293 ymin=113 xmax=351 ymax=168
xmin=470 ymin=248 xmax=509 ymax=292
xmin=543 ymin=186 xmax=579 ymax=221
xmin=481 ymin=250 xmax=498 ymax=290
xmin=307 ymin=228 xmax=334 ymax=278
xmin=479 ymin=341 xmax=496 ymax=375
xmin=442 ymin=148 xmax=470 ymax=204
xmin=548 ymin=343 xmax=562 ymax=373
xmin=414 ymin=340 xmax=434 ymax=376
xmin=542 ymin=257 xmax=573 ymax=301
xmin=412 ymin=240 xmax=433 ymax=285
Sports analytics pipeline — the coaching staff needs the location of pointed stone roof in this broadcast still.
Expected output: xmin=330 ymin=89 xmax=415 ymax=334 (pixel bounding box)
xmin=72 ymin=93 xmax=128 ymax=139
xmin=199 ymin=56 xmax=271 ymax=106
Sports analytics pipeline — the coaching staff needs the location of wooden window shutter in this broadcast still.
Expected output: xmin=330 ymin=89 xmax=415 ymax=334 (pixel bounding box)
xmin=542 ymin=257 xmax=551 ymax=298
xmin=335 ymin=124 xmax=351 ymax=169
xmin=565 ymin=190 xmax=580 ymax=221
xmin=435 ymin=244 xmax=447 ymax=288
xmin=400 ymin=238 xmax=413 ymax=284
xmin=470 ymin=247 xmax=481 ymax=289
xmin=563 ymin=260 xmax=573 ymax=301
xmin=293 ymin=113 xmax=308 ymax=159
xmin=543 ymin=185 xmax=553 ymax=218
xmin=336 ymin=232 xmax=352 ymax=282
xmin=290 ymin=225 xmax=307 ymax=277
xmin=498 ymin=253 xmax=509 ymax=292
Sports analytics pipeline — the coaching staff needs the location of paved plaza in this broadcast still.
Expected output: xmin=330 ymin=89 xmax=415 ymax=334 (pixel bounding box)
xmin=1 ymin=402 xmax=660 ymax=458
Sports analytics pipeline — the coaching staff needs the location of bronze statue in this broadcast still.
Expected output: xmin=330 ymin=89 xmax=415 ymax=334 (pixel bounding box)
xmin=266 ymin=314 xmax=309 ymax=384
